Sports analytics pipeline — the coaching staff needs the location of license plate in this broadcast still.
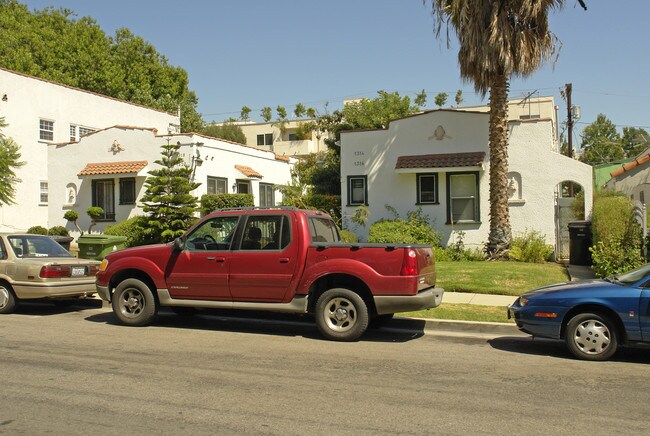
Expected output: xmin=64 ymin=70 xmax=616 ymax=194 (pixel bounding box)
xmin=71 ymin=267 xmax=86 ymax=277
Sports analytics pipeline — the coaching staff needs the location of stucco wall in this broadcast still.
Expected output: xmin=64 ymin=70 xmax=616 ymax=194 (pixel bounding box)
xmin=340 ymin=110 xmax=593 ymax=251
xmin=605 ymin=164 xmax=650 ymax=204
xmin=47 ymin=128 xmax=294 ymax=236
xmin=0 ymin=68 xmax=180 ymax=232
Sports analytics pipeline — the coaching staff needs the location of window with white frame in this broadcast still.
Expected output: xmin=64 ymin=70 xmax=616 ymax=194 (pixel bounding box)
xmin=259 ymin=183 xmax=275 ymax=207
xmin=347 ymin=175 xmax=367 ymax=206
xmin=119 ymin=178 xmax=136 ymax=205
xmin=207 ymin=177 xmax=228 ymax=195
xmin=69 ymin=125 xmax=96 ymax=142
xmin=256 ymin=133 xmax=273 ymax=147
xmin=39 ymin=181 xmax=48 ymax=203
xmin=92 ymin=179 xmax=115 ymax=221
xmin=417 ymin=174 xmax=438 ymax=204
xmin=447 ymin=172 xmax=479 ymax=223
xmin=39 ymin=119 xmax=54 ymax=141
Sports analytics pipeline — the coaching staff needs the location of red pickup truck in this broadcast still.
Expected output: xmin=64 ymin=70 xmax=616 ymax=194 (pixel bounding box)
xmin=96 ymin=208 xmax=443 ymax=341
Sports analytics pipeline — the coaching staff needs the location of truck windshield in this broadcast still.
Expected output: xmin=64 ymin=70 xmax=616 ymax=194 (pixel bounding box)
xmin=308 ymin=217 xmax=340 ymax=243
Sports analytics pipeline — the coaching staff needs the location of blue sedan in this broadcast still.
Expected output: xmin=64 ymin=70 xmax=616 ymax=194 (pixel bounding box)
xmin=508 ymin=264 xmax=650 ymax=361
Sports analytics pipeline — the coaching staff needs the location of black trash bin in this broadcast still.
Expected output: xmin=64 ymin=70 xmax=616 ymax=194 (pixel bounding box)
xmin=49 ymin=235 xmax=74 ymax=252
xmin=568 ymin=221 xmax=592 ymax=266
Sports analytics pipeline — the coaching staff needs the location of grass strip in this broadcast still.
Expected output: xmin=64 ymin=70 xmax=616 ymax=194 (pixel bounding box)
xmin=400 ymin=303 xmax=513 ymax=323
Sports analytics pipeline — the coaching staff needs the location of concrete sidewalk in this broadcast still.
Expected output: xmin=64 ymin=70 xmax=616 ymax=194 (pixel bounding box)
xmin=442 ymin=263 xmax=597 ymax=307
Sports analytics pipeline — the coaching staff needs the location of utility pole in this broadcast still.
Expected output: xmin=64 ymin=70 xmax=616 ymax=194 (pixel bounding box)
xmin=566 ymin=83 xmax=574 ymax=197
xmin=566 ymin=83 xmax=573 ymax=159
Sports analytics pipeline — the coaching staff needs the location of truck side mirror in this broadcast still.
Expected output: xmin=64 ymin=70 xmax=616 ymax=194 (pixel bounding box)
xmin=173 ymin=237 xmax=186 ymax=252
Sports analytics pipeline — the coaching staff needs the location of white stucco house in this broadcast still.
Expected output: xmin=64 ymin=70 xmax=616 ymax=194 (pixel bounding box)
xmin=340 ymin=108 xmax=593 ymax=256
xmin=0 ymin=67 xmax=180 ymax=232
xmin=211 ymin=119 xmax=330 ymax=157
xmin=604 ymin=149 xmax=650 ymax=204
xmin=48 ymin=126 xmax=295 ymax=236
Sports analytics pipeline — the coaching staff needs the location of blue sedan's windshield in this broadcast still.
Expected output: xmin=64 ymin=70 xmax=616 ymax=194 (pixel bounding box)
xmin=613 ymin=263 xmax=650 ymax=285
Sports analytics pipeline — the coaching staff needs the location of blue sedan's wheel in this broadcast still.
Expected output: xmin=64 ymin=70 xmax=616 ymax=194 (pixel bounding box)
xmin=565 ymin=312 xmax=618 ymax=361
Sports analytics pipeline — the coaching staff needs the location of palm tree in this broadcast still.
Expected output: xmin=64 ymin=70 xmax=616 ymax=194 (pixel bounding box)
xmin=425 ymin=0 xmax=586 ymax=258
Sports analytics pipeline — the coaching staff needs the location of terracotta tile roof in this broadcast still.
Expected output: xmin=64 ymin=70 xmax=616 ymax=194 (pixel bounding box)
xmin=395 ymin=152 xmax=485 ymax=169
xmin=78 ymin=160 xmax=148 ymax=176
xmin=235 ymin=165 xmax=263 ymax=179
xmin=610 ymin=153 xmax=650 ymax=178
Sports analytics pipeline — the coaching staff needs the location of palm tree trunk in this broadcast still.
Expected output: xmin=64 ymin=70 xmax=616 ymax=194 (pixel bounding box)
xmin=486 ymin=73 xmax=512 ymax=258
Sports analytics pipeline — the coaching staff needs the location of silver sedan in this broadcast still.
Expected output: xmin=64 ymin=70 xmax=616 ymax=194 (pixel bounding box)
xmin=0 ymin=233 xmax=100 ymax=314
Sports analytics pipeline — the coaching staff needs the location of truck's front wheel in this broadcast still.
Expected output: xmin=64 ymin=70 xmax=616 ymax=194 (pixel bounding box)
xmin=112 ymin=278 xmax=158 ymax=327
xmin=315 ymin=288 xmax=369 ymax=341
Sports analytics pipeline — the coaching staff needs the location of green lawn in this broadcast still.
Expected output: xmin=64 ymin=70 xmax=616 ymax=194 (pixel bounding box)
xmin=435 ymin=260 xmax=569 ymax=296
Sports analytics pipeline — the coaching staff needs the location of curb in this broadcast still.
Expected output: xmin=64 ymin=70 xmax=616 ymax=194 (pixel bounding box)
xmin=391 ymin=316 xmax=519 ymax=335
xmin=90 ymin=295 xmax=519 ymax=336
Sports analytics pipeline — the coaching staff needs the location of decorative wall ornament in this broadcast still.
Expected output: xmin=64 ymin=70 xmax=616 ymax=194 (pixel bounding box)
xmin=507 ymin=171 xmax=524 ymax=204
xmin=110 ymin=140 xmax=125 ymax=154
xmin=65 ymin=183 xmax=77 ymax=205
xmin=428 ymin=125 xmax=451 ymax=141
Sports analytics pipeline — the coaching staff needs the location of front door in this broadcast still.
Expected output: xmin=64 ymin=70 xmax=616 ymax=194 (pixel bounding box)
xmin=166 ymin=216 xmax=240 ymax=300
xmin=228 ymin=214 xmax=298 ymax=302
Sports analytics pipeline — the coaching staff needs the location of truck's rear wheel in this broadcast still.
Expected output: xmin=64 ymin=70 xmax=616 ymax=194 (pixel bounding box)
xmin=315 ymin=288 xmax=369 ymax=341
xmin=112 ymin=278 xmax=158 ymax=326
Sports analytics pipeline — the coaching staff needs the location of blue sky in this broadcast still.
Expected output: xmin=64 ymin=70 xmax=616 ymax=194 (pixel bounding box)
xmin=21 ymin=0 xmax=650 ymax=144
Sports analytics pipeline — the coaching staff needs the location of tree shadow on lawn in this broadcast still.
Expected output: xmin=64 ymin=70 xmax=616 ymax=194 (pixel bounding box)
xmin=489 ymin=336 xmax=650 ymax=364
xmin=85 ymin=308 xmax=426 ymax=344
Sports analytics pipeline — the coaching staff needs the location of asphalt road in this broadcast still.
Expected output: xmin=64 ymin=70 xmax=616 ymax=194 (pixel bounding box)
xmin=1 ymin=301 xmax=649 ymax=435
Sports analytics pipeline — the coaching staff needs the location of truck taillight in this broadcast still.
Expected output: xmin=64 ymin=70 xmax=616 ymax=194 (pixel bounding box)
xmin=39 ymin=265 xmax=71 ymax=278
xmin=400 ymin=249 xmax=418 ymax=276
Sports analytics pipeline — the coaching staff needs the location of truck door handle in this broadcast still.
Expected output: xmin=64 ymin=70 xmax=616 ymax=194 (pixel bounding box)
xmin=279 ymin=258 xmax=290 ymax=264
xmin=207 ymin=257 xmax=226 ymax=263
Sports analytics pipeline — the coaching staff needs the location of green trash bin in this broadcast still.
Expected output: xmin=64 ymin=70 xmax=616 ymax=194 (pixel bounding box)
xmin=77 ymin=234 xmax=127 ymax=260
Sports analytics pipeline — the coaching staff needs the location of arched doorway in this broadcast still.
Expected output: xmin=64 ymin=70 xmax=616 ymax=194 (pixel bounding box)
xmin=554 ymin=180 xmax=587 ymax=261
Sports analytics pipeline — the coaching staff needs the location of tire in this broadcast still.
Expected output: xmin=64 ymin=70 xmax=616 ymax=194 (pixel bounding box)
xmin=315 ymin=288 xmax=369 ymax=341
xmin=369 ymin=313 xmax=394 ymax=329
xmin=0 ymin=283 xmax=17 ymax=314
xmin=112 ymin=278 xmax=158 ymax=326
xmin=565 ymin=312 xmax=618 ymax=361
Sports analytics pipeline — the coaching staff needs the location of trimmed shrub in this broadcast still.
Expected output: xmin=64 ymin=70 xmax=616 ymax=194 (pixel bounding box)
xmin=590 ymin=195 xmax=644 ymax=277
xmin=104 ymin=216 xmax=151 ymax=247
xmin=368 ymin=209 xmax=441 ymax=246
xmin=27 ymin=225 xmax=48 ymax=235
xmin=509 ymin=230 xmax=554 ymax=263
xmin=340 ymin=229 xmax=358 ymax=243
xmin=200 ymin=193 xmax=254 ymax=215
xmin=303 ymin=194 xmax=341 ymax=222
xmin=48 ymin=226 xmax=70 ymax=236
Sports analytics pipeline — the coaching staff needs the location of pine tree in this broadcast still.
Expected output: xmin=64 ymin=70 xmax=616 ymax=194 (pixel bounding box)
xmin=0 ymin=117 xmax=25 ymax=206
xmin=140 ymin=141 xmax=200 ymax=242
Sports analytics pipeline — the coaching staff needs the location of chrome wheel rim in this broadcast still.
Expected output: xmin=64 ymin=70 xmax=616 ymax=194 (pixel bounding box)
xmin=0 ymin=287 xmax=8 ymax=309
xmin=323 ymin=297 xmax=357 ymax=333
xmin=573 ymin=319 xmax=611 ymax=355
xmin=118 ymin=288 xmax=146 ymax=319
